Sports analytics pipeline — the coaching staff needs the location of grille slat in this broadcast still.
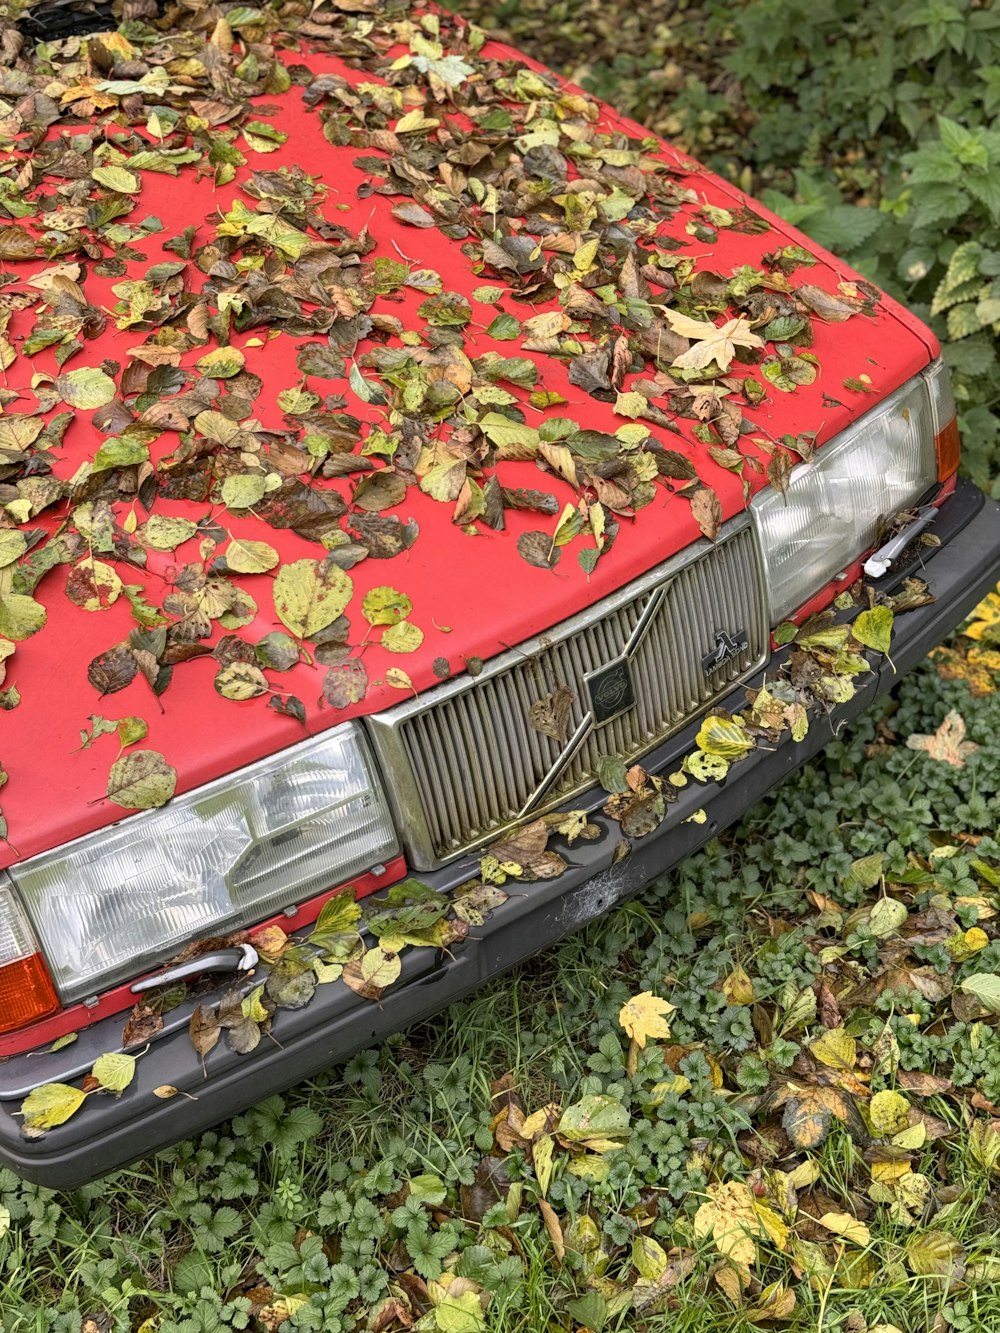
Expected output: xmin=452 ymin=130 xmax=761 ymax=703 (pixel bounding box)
xmin=381 ymin=523 xmax=769 ymax=863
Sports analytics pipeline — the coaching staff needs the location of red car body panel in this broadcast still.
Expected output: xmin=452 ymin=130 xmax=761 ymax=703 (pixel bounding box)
xmin=1 ymin=41 xmax=931 ymax=877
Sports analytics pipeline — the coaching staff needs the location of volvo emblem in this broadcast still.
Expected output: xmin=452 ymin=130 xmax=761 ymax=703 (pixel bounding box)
xmin=702 ymin=627 xmax=749 ymax=676
xmin=584 ymin=656 xmax=636 ymax=726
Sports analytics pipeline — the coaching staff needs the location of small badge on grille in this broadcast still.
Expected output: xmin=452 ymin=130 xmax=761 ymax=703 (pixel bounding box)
xmin=585 ymin=656 xmax=636 ymax=725
xmin=702 ymin=627 xmax=749 ymax=676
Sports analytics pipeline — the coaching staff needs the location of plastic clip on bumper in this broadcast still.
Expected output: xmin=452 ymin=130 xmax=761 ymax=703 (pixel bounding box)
xmin=1 ymin=479 xmax=998 ymax=1190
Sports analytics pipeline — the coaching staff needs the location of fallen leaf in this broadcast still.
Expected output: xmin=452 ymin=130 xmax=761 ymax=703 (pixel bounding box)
xmin=906 ymin=711 xmax=979 ymax=767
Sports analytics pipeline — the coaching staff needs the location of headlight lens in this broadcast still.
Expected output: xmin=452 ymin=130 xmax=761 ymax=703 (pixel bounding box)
xmin=7 ymin=725 xmax=399 ymax=1003
xmin=751 ymin=369 xmax=939 ymax=622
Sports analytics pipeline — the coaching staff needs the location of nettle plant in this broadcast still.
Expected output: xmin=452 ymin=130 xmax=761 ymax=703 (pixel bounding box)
xmin=762 ymin=113 xmax=1000 ymax=497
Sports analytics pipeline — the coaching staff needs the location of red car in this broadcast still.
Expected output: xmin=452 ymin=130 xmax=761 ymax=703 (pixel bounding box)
xmin=1 ymin=0 xmax=998 ymax=1187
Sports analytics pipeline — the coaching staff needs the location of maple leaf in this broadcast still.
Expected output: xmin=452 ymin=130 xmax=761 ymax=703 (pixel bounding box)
xmin=663 ymin=310 xmax=764 ymax=372
xmin=619 ymin=991 xmax=674 ymax=1049
xmin=905 ymin=710 xmax=979 ymax=767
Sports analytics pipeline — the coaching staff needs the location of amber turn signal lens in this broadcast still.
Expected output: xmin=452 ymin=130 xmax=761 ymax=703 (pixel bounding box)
xmin=935 ymin=415 xmax=961 ymax=481
xmin=0 ymin=953 xmax=59 ymax=1035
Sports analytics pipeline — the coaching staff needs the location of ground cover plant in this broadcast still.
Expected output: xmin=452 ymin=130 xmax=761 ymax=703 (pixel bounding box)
xmin=0 ymin=605 xmax=997 ymax=1331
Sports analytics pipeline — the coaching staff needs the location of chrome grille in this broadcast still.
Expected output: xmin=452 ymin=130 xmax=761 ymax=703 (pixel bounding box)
xmin=366 ymin=518 xmax=769 ymax=868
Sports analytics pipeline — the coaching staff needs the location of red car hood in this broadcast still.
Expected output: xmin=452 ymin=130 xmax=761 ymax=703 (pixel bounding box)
xmin=0 ymin=14 xmax=933 ymax=868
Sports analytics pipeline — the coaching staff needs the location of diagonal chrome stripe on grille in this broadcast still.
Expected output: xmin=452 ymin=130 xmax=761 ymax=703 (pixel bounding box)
xmin=366 ymin=517 xmax=769 ymax=870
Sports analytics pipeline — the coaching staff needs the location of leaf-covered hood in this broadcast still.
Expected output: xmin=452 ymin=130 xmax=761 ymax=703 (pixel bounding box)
xmin=0 ymin=3 xmax=933 ymax=868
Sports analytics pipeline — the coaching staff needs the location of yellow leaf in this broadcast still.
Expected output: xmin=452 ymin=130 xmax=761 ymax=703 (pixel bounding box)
xmin=396 ymin=108 xmax=439 ymax=133
xmin=693 ymin=1181 xmax=764 ymax=1267
xmin=818 ymin=1212 xmax=871 ymax=1246
xmin=90 ymin=1052 xmax=136 ymax=1093
xmin=906 ymin=1229 xmax=965 ymax=1276
xmin=533 ymin=1133 xmax=554 ymax=1198
xmin=964 ymin=586 xmax=1000 ymax=642
xmin=787 ymin=1158 xmax=822 ymax=1189
xmin=249 ymin=925 xmax=288 ymax=961
xmin=632 ymin=1234 xmax=669 ymax=1280
xmin=896 ymin=1172 xmax=933 ymax=1215
xmin=746 ymin=1281 xmax=796 ymax=1323
xmin=521 ymin=1105 xmax=558 ymax=1139
xmin=695 ymin=715 xmax=754 ymax=759
xmin=647 ymin=1075 xmax=691 ymax=1103
xmin=870 ymin=1157 xmax=911 ymax=1184
xmin=195 ymin=345 xmax=245 ymax=378
xmin=809 ymin=1026 xmax=857 ymax=1071
xmin=273 ymin=558 xmax=352 ymax=639
xmin=891 ymin=1123 xmax=926 ymax=1151
xmin=20 ymin=1082 xmax=87 ymax=1130
xmin=753 ymin=1200 xmax=790 ymax=1251
xmin=714 ymin=1262 xmax=749 ymax=1306
xmin=869 ymin=1089 xmax=910 ymax=1135
xmin=663 ymin=310 xmax=763 ymax=373
xmin=722 ymin=965 xmax=755 ymax=1006
xmin=538 ymin=1198 xmax=564 ymax=1263
xmin=619 ymin=991 xmax=674 ymax=1048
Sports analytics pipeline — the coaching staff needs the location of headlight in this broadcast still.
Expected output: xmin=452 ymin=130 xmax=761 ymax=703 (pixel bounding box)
xmin=751 ymin=366 xmax=941 ymax=623
xmin=6 ymin=725 xmax=399 ymax=1004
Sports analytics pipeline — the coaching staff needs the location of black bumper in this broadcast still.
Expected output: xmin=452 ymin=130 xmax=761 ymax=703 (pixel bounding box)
xmin=3 ymin=479 xmax=999 ymax=1190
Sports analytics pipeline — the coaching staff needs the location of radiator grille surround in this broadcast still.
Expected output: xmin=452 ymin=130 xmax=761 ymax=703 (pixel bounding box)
xmin=366 ymin=517 xmax=769 ymax=869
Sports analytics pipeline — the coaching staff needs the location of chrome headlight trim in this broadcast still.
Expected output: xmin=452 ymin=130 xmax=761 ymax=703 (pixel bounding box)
xmin=8 ymin=723 xmax=399 ymax=1003
xmin=751 ymin=367 xmax=939 ymax=623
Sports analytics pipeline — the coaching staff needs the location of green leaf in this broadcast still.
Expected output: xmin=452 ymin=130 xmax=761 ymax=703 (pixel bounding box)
xmin=215 ymin=662 xmax=269 ymax=700
xmin=557 ymin=1094 xmax=630 ymax=1149
xmin=614 ymin=390 xmax=648 ymax=419
xmin=597 ymin=755 xmax=629 ymax=793
xmin=20 ymin=1082 xmax=87 ymax=1130
xmin=117 ymin=716 xmax=148 ymax=747
xmin=273 ymin=559 xmax=352 ymax=639
xmin=92 ymin=165 xmax=140 ymax=193
xmin=221 ymin=474 xmax=269 ymax=509
xmin=478 ymin=411 xmax=540 ymax=452
xmin=243 ymin=120 xmax=288 ymax=153
xmin=485 ymin=312 xmax=520 ymax=340
xmin=695 ymin=715 xmax=754 ymax=759
xmin=223 ymin=538 xmax=279 ymax=574
xmin=0 ymin=532 xmax=27 ymax=568
xmin=92 ymin=436 xmax=149 ymax=473
xmin=409 ymin=1173 xmax=447 ymax=1205
xmin=869 ymin=897 xmax=908 ymax=938
xmin=382 ymin=620 xmax=423 ymax=653
xmin=196 ymin=346 xmax=245 ymax=378
xmin=91 ymin=1052 xmax=136 ymax=1093
xmin=566 ymin=1293 xmax=607 ymax=1333
xmin=141 ymin=516 xmax=197 ymax=551
xmin=362 ymin=586 xmax=412 ymax=627
xmin=761 ymin=353 xmax=817 ymax=393
xmin=360 ymin=946 xmax=402 ymax=989
xmin=56 ymin=367 xmax=117 ymax=409
xmin=349 ymin=361 xmax=384 ymax=404
xmin=959 ymin=973 xmax=1000 ymax=1014
xmin=853 ymin=606 xmax=894 ymax=656
xmin=0 ymin=594 xmax=46 ymax=641
xmin=314 ymin=890 xmax=362 ymax=936
xmin=106 ymin=750 xmax=177 ymax=810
